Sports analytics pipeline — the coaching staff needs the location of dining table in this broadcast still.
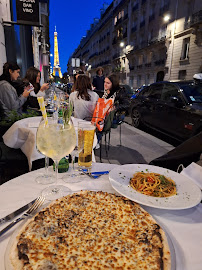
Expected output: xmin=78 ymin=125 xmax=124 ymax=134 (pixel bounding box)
xmin=2 ymin=116 xmax=97 ymax=171
xmin=0 ymin=162 xmax=202 ymax=270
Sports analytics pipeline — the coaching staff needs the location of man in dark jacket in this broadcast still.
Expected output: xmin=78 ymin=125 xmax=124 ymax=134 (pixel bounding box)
xmin=92 ymin=67 xmax=105 ymax=91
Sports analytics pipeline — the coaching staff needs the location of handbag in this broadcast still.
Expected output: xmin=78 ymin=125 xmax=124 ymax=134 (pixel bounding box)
xmin=91 ymin=98 xmax=114 ymax=131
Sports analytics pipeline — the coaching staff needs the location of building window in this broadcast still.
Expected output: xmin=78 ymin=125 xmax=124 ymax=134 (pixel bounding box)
xmin=178 ymin=70 xmax=187 ymax=80
xmin=181 ymin=38 xmax=190 ymax=60
xmin=137 ymin=75 xmax=142 ymax=87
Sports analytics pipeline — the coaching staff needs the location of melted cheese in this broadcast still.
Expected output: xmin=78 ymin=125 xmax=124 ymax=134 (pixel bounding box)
xmin=14 ymin=191 xmax=170 ymax=270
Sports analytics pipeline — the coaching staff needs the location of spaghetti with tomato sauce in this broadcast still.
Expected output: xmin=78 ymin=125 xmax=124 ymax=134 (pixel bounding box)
xmin=130 ymin=172 xmax=177 ymax=197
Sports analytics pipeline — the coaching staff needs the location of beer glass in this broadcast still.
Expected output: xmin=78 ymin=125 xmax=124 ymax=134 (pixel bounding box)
xmin=78 ymin=121 xmax=96 ymax=169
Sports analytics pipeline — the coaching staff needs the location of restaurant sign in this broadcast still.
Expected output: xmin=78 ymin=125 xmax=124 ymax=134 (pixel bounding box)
xmin=16 ymin=0 xmax=39 ymax=25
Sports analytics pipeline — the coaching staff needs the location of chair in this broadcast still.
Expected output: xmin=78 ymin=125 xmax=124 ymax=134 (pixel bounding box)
xmin=149 ymin=131 xmax=202 ymax=172
xmin=96 ymin=110 xmax=116 ymax=162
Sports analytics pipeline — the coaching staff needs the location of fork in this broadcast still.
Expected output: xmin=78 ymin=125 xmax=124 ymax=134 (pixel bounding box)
xmin=0 ymin=196 xmax=45 ymax=237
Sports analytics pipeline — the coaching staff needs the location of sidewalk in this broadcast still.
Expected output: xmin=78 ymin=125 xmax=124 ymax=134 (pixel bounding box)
xmin=94 ymin=122 xmax=174 ymax=165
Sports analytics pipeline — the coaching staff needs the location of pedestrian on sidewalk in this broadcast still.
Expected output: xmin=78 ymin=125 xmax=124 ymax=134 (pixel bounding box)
xmin=92 ymin=66 xmax=105 ymax=91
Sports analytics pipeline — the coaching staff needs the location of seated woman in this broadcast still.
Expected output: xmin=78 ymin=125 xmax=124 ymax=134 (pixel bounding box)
xmin=71 ymin=70 xmax=84 ymax=92
xmin=0 ymin=62 xmax=31 ymax=115
xmin=23 ymin=67 xmax=49 ymax=109
xmin=103 ymin=73 xmax=130 ymax=111
xmin=69 ymin=74 xmax=99 ymax=120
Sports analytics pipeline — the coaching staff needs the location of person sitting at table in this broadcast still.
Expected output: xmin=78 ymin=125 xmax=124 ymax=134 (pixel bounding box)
xmin=69 ymin=74 xmax=99 ymax=120
xmin=71 ymin=70 xmax=84 ymax=92
xmin=102 ymin=73 xmax=130 ymax=112
xmin=23 ymin=67 xmax=49 ymax=109
xmin=0 ymin=62 xmax=31 ymax=115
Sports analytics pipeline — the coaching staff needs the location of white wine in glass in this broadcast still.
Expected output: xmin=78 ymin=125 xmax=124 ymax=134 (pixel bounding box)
xmin=36 ymin=117 xmax=76 ymax=200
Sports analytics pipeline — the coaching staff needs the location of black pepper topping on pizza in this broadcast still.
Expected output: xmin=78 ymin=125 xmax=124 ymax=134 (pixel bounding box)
xmin=10 ymin=191 xmax=171 ymax=270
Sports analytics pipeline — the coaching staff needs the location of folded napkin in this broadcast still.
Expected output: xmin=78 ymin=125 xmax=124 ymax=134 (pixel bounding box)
xmin=180 ymin=162 xmax=202 ymax=189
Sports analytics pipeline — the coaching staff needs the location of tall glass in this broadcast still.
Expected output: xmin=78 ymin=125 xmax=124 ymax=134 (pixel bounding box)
xmin=36 ymin=117 xmax=76 ymax=200
xmin=78 ymin=122 xmax=96 ymax=170
xmin=62 ymin=125 xmax=85 ymax=183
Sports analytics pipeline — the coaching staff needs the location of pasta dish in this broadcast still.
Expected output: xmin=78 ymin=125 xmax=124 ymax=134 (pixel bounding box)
xmin=130 ymin=172 xmax=176 ymax=197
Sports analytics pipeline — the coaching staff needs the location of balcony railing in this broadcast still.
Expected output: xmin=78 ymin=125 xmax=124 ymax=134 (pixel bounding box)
xmin=137 ymin=64 xmax=143 ymax=69
xmin=145 ymin=63 xmax=151 ymax=68
xmin=154 ymin=59 xmax=165 ymax=66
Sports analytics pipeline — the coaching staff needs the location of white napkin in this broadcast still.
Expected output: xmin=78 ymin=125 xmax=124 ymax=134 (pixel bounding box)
xmin=28 ymin=122 xmax=39 ymax=128
xmin=180 ymin=162 xmax=202 ymax=189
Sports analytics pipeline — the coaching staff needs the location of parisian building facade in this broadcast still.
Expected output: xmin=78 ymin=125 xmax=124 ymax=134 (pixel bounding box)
xmin=68 ymin=0 xmax=202 ymax=89
xmin=0 ymin=0 xmax=50 ymax=81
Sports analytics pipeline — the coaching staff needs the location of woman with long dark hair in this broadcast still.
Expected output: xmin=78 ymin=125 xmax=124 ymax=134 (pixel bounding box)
xmin=103 ymin=73 xmax=130 ymax=111
xmin=23 ymin=67 xmax=49 ymax=109
xmin=24 ymin=67 xmax=49 ymax=97
xmin=69 ymin=74 xmax=99 ymax=120
xmin=0 ymin=62 xmax=31 ymax=114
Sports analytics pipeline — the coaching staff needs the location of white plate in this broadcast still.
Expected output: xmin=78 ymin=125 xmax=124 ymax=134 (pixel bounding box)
xmin=109 ymin=164 xmax=202 ymax=210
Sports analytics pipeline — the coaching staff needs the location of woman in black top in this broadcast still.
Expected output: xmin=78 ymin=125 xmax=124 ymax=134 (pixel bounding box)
xmin=103 ymin=73 xmax=130 ymax=112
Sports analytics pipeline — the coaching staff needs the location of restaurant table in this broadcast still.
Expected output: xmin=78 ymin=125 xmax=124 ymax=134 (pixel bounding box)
xmin=2 ymin=116 xmax=97 ymax=171
xmin=0 ymin=163 xmax=202 ymax=270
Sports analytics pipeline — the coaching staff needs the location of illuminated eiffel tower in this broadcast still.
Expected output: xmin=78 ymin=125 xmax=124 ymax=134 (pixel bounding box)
xmin=53 ymin=26 xmax=62 ymax=78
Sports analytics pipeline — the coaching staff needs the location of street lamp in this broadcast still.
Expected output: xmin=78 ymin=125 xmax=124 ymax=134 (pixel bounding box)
xmin=164 ymin=14 xmax=170 ymax=22
xmin=120 ymin=41 xmax=125 ymax=48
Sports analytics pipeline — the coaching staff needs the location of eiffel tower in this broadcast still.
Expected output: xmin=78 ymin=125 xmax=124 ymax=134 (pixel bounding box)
xmin=53 ymin=26 xmax=62 ymax=78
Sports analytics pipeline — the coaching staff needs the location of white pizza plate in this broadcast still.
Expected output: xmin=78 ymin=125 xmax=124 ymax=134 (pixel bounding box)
xmin=109 ymin=164 xmax=202 ymax=210
xmin=5 ymin=189 xmax=176 ymax=270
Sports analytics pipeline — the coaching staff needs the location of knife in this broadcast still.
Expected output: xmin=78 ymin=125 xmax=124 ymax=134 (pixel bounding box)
xmin=0 ymin=198 xmax=36 ymax=225
xmin=81 ymin=170 xmax=109 ymax=179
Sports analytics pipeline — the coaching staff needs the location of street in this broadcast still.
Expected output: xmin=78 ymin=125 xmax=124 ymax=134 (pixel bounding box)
xmin=94 ymin=119 xmax=174 ymax=165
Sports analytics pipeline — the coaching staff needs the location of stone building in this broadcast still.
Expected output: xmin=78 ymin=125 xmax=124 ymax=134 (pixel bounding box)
xmin=69 ymin=0 xmax=202 ymax=89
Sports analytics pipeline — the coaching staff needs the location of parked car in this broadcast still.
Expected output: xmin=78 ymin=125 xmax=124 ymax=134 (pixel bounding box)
xmin=131 ymin=85 xmax=147 ymax=99
xmin=130 ymin=81 xmax=202 ymax=142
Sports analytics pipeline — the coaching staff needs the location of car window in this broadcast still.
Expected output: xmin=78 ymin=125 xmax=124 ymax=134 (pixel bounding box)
xmin=161 ymin=84 xmax=183 ymax=102
xmin=147 ymin=84 xmax=163 ymax=99
xmin=179 ymin=83 xmax=202 ymax=103
xmin=137 ymin=86 xmax=150 ymax=97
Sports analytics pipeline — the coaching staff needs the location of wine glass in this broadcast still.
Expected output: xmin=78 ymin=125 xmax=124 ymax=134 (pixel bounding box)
xmin=36 ymin=116 xmax=76 ymax=200
xmin=62 ymin=126 xmax=85 ymax=183
xmin=35 ymin=156 xmax=55 ymax=185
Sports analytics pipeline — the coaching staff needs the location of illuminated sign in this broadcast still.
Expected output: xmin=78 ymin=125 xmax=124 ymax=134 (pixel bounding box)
xmin=16 ymin=0 xmax=39 ymax=25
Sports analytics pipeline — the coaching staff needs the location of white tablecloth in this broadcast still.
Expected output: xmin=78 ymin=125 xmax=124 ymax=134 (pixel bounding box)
xmin=2 ymin=117 xmax=97 ymax=171
xmin=0 ymin=163 xmax=202 ymax=270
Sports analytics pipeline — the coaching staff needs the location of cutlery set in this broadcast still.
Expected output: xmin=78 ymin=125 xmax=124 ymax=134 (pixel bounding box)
xmin=0 ymin=196 xmax=45 ymax=237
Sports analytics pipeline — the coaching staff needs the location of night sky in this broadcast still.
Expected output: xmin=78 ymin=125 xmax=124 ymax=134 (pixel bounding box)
xmin=49 ymin=0 xmax=113 ymax=74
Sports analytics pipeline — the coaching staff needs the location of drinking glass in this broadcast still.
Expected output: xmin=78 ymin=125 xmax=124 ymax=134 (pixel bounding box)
xmin=62 ymin=126 xmax=85 ymax=183
xmin=35 ymin=156 xmax=55 ymax=185
xmin=36 ymin=116 xmax=76 ymax=200
xmin=78 ymin=121 xmax=96 ymax=170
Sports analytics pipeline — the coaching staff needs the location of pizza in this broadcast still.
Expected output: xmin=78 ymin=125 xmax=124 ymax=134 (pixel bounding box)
xmin=10 ymin=191 xmax=171 ymax=269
